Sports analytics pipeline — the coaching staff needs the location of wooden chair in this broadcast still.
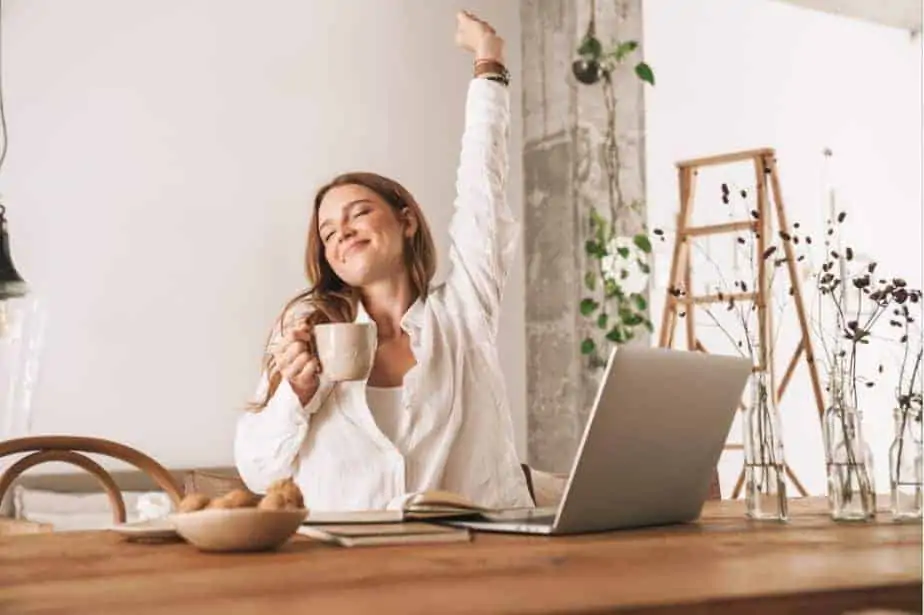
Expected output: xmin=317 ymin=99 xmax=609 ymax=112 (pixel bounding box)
xmin=0 ymin=436 xmax=184 ymax=526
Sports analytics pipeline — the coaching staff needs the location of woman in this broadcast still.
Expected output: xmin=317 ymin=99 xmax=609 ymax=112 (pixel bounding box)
xmin=234 ymin=10 xmax=534 ymax=512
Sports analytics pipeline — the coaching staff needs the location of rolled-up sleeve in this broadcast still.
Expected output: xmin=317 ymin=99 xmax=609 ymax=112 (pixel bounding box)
xmin=445 ymin=78 xmax=518 ymax=336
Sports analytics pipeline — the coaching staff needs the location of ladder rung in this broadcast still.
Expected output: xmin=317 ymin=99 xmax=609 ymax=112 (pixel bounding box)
xmin=677 ymin=291 xmax=757 ymax=305
xmin=676 ymin=147 xmax=775 ymax=169
xmin=683 ymin=220 xmax=758 ymax=237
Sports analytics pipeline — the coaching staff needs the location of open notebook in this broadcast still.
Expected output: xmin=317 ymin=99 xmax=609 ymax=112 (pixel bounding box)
xmin=302 ymin=490 xmax=504 ymax=524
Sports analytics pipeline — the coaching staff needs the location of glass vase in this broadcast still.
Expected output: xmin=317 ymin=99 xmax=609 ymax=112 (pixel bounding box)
xmin=743 ymin=372 xmax=788 ymax=521
xmin=823 ymin=386 xmax=876 ymax=521
xmin=889 ymin=404 xmax=923 ymax=521
xmin=0 ymin=295 xmax=46 ymax=440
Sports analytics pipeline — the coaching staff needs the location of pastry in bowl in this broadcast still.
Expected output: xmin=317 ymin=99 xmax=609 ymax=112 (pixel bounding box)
xmin=171 ymin=481 xmax=308 ymax=552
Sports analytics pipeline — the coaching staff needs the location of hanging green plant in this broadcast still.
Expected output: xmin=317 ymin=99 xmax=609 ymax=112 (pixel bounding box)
xmin=572 ymin=1 xmax=656 ymax=369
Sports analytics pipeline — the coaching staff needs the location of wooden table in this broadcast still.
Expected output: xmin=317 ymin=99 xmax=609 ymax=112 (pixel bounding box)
xmin=1 ymin=498 xmax=920 ymax=614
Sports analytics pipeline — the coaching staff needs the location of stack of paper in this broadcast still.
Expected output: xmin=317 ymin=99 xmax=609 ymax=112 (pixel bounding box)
xmin=298 ymin=522 xmax=471 ymax=547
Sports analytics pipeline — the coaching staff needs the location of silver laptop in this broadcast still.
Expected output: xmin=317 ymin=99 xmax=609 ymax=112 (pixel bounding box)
xmin=448 ymin=345 xmax=751 ymax=535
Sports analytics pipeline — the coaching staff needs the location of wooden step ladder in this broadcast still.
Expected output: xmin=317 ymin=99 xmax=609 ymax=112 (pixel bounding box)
xmin=657 ymin=147 xmax=825 ymax=498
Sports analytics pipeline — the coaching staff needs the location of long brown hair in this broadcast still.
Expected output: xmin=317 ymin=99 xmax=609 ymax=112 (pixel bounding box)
xmin=248 ymin=172 xmax=437 ymax=411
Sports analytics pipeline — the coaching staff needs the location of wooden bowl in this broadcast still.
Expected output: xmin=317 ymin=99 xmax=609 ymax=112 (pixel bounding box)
xmin=170 ymin=508 xmax=308 ymax=552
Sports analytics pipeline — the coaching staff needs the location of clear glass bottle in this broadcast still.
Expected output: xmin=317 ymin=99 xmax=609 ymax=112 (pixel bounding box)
xmin=743 ymin=372 xmax=788 ymax=521
xmin=0 ymin=294 xmax=47 ymax=440
xmin=823 ymin=372 xmax=876 ymax=521
xmin=889 ymin=404 xmax=923 ymax=521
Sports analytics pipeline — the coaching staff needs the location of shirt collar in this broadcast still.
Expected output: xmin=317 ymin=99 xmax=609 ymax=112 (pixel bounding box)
xmin=353 ymin=296 xmax=425 ymax=333
xmin=354 ymin=300 xmax=373 ymax=324
xmin=400 ymin=296 xmax=425 ymax=332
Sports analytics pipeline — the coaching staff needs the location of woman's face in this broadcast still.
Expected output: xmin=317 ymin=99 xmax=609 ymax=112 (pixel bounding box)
xmin=317 ymin=183 xmax=416 ymax=288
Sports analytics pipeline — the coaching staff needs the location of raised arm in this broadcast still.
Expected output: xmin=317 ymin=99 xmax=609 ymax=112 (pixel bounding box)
xmin=445 ymin=12 xmax=517 ymax=336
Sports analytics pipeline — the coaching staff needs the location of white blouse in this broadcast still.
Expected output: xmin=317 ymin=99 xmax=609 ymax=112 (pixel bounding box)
xmin=234 ymin=78 xmax=534 ymax=512
xmin=365 ymin=385 xmax=405 ymax=450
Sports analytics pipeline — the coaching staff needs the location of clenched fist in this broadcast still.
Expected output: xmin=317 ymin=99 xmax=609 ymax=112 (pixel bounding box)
xmin=455 ymin=10 xmax=505 ymax=64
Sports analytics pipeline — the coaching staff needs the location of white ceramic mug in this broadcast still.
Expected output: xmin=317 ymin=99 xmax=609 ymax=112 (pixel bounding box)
xmin=313 ymin=323 xmax=377 ymax=382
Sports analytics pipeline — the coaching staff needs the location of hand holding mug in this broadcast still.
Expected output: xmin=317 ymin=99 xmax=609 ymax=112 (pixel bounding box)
xmin=273 ymin=324 xmax=322 ymax=406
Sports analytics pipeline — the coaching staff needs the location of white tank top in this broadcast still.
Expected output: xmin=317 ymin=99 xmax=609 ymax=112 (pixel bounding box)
xmin=365 ymin=385 xmax=406 ymax=448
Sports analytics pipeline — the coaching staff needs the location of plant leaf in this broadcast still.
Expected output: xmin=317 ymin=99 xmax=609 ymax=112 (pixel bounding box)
xmin=633 ymin=233 xmax=652 ymax=254
xmin=584 ymin=271 xmax=596 ymax=291
xmin=580 ymin=298 xmax=599 ymax=316
xmin=588 ymin=207 xmax=605 ymax=230
xmin=623 ymin=312 xmax=644 ymax=326
xmin=634 ymin=62 xmax=655 ymax=85
xmin=617 ymin=247 xmax=630 ymax=258
xmin=577 ymin=35 xmax=603 ymax=60
xmin=581 ymin=337 xmax=596 ymax=355
xmin=585 ymin=240 xmax=604 ymax=258
xmin=613 ymin=40 xmax=638 ymax=62
xmin=605 ymin=326 xmax=624 ymax=343
xmin=589 ymin=208 xmax=605 ymax=226
xmin=597 ymin=313 xmax=609 ymax=329
xmin=633 ymin=294 xmax=648 ymax=311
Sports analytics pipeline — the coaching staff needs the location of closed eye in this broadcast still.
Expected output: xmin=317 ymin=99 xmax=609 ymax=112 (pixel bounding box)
xmin=320 ymin=202 xmax=372 ymax=243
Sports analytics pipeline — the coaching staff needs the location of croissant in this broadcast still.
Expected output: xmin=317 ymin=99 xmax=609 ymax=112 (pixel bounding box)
xmin=265 ymin=478 xmax=305 ymax=510
xmin=177 ymin=492 xmax=211 ymax=512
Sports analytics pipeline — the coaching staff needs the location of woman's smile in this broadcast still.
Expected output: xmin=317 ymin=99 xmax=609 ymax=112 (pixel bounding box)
xmin=341 ymin=239 xmax=371 ymax=262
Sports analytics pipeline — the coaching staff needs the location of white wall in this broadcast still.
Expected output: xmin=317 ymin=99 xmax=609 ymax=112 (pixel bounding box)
xmin=2 ymin=0 xmax=526 ymax=469
xmin=644 ymin=0 xmax=922 ymax=495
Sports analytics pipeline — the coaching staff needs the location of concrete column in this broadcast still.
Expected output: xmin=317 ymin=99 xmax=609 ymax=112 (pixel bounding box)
xmin=521 ymin=0 xmax=648 ymax=472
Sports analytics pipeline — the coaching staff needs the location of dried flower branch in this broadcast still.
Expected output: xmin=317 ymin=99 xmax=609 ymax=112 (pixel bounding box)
xmin=801 ymin=211 xmax=923 ymax=408
xmin=785 ymin=205 xmax=921 ymax=512
xmin=663 ymin=181 xmax=792 ymax=369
